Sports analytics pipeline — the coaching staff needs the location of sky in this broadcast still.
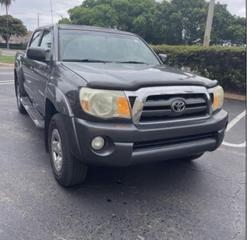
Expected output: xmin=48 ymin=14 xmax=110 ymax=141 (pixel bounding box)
xmin=0 ymin=0 xmax=245 ymax=31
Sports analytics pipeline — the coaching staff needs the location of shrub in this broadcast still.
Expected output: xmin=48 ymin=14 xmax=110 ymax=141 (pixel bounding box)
xmin=152 ymin=45 xmax=246 ymax=94
xmin=0 ymin=42 xmax=27 ymax=50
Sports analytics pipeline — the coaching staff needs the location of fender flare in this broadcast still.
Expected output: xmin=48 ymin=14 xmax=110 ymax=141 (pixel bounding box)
xmin=14 ymin=67 xmax=26 ymax=96
xmin=44 ymin=84 xmax=83 ymax=160
xmin=45 ymin=83 xmax=74 ymax=117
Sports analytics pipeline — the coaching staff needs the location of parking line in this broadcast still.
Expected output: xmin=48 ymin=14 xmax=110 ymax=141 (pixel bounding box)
xmin=0 ymin=72 xmax=13 ymax=75
xmin=0 ymin=80 xmax=14 ymax=82
xmin=226 ymin=110 xmax=246 ymax=132
xmin=222 ymin=110 xmax=246 ymax=148
xmin=222 ymin=142 xmax=246 ymax=148
xmin=0 ymin=80 xmax=14 ymax=85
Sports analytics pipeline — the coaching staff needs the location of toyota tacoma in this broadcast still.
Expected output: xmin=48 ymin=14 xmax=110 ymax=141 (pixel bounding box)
xmin=15 ymin=24 xmax=228 ymax=187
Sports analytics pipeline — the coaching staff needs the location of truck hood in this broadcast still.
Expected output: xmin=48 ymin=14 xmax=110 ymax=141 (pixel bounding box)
xmin=62 ymin=62 xmax=217 ymax=91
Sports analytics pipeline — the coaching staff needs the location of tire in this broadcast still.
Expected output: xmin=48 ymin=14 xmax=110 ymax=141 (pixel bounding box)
xmin=179 ymin=153 xmax=204 ymax=162
xmin=15 ymin=80 xmax=27 ymax=114
xmin=48 ymin=113 xmax=88 ymax=187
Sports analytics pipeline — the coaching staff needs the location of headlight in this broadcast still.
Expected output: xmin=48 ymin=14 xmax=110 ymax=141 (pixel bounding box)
xmin=79 ymin=88 xmax=131 ymax=119
xmin=210 ymin=85 xmax=224 ymax=111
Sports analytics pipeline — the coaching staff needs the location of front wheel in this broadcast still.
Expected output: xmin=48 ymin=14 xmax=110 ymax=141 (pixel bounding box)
xmin=48 ymin=114 xmax=88 ymax=187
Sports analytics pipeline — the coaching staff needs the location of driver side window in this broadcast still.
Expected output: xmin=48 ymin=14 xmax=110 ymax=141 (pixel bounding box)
xmin=40 ymin=30 xmax=52 ymax=50
xmin=29 ymin=31 xmax=42 ymax=48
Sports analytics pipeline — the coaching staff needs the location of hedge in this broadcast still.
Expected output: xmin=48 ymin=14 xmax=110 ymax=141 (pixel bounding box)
xmin=0 ymin=43 xmax=27 ymax=50
xmin=152 ymin=45 xmax=246 ymax=94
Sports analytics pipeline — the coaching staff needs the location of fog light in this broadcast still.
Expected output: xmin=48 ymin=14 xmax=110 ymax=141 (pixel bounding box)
xmin=91 ymin=136 xmax=105 ymax=151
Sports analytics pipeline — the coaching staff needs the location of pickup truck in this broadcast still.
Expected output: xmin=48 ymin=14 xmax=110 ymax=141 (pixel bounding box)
xmin=15 ymin=24 xmax=228 ymax=187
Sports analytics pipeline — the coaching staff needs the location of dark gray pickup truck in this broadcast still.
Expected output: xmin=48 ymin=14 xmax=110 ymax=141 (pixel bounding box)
xmin=15 ymin=24 xmax=228 ymax=187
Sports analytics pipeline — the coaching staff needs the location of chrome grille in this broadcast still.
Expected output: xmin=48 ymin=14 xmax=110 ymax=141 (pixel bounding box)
xmin=140 ymin=93 xmax=209 ymax=122
xmin=125 ymin=86 xmax=212 ymax=125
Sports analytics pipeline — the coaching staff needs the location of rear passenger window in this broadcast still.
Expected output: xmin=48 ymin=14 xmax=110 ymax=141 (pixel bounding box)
xmin=30 ymin=31 xmax=42 ymax=47
xmin=40 ymin=30 xmax=52 ymax=50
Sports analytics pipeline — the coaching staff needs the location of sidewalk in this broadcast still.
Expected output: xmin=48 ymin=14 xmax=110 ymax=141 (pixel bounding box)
xmin=0 ymin=48 xmax=17 ymax=56
xmin=225 ymin=92 xmax=245 ymax=101
xmin=0 ymin=63 xmax=14 ymax=67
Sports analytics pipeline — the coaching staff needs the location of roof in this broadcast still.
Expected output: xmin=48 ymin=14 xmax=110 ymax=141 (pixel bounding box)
xmin=35 ymin=24 xmax=134 ymax=36
xmin=58 ymin=24 xmax=134 ymax=35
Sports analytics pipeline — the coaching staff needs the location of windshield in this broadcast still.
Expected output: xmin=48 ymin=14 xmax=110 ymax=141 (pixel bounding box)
xmin=59 ymin=29 xmax=160 ymax=65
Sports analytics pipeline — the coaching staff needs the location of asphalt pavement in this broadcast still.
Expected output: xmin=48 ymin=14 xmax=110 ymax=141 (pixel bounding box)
xmin=0 ymin=67 xmax=245 ymax=240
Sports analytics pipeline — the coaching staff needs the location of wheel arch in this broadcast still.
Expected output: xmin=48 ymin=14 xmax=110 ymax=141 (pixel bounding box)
xmin=44 ymin=98 xmax=58 ymax=152
xmin=14 ymin=67 xmax=27 ymax=97
xmin=44 ymin=86 xmax=81 ymax=160
xmin=44 ymin=93 xmax=76 ymax=153
xmin=14 ymin=69 xmax=18 ymax=95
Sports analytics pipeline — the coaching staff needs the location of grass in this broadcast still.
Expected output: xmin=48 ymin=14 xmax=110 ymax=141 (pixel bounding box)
xmin=0 ymin=55 xmax=15 ymax=64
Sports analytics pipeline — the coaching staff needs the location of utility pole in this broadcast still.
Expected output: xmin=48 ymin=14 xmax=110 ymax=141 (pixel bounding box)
xmin=37 ymin=13 xmax=40 ymax=27
xmin=50 ymin=0 xmax=54 ymax=24
xmin=6 ymin=5 xmax=10 ymax=49
xmin=203 ymin=0 xmax=215 ymax=47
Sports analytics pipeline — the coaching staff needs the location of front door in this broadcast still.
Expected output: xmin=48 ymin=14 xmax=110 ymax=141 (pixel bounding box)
xmin=32 ymin=29 xmax=53 ymax=115
xmin=22 ymin=30 xmax=43 ymax=103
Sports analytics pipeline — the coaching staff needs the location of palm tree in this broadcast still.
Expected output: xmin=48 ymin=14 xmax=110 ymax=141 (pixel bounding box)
xmin=0 ymin=0 xmax=13 ymax=15
xmin=0 ymin=0 xmax=15 ymax=48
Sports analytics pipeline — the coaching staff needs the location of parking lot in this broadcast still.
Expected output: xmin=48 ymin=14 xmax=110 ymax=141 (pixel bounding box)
xmin=0 ymin=67 xmax=245 ymax=240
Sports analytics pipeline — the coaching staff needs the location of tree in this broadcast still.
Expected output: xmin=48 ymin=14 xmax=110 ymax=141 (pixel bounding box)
xmin=67 ymin=0 xmax=158 ymax=42
xmin=0 ymin=0 xmax=15 ymax=48
xmin=211 ymin=3 xmax=246 ymax=45
xmin=63 ymin=0 xmax=246 ymax=45
xmin=155 ymin=0 xmax=245 ymax=45
xmin=0 ymin=0 xmax=13 ymax=16
xmin=0 ymin=15 xmax=27 ymax=47
xmin=58 ymin=17 xmax=71 ymax=25
xmin=155 ymin=0 xmax=208 ymax=44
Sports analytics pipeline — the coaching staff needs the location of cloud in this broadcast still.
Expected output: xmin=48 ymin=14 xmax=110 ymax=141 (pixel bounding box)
xmin=0 ymin=0 xmax=82 ymax=30
xmin=215 ymin=0 xmax=245 ymax=17
xmin=0 ymin=0 xmax=245 ymax=31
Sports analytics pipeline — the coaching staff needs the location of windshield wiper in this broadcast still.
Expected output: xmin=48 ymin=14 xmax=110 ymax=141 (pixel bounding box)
xmin=116 ymin=61 xmax=148 ymax=64
xmin=62 ymin=59 xmax=112 ymax=63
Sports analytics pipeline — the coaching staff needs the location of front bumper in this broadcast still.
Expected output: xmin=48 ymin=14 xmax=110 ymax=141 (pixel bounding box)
xmin=72 ymin=110 xmax=228 ymax=166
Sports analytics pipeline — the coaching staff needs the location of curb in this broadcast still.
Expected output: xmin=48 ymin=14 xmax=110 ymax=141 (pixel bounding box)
xmin=225 ymin=92 xmax=245 ymax=102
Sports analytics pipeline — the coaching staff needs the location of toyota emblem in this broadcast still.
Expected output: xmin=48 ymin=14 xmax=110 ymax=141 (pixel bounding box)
xmin=171 ymin=99 xmax=186 ymax=113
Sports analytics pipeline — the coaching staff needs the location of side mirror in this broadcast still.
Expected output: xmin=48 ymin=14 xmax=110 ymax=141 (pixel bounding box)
xmin=27 ymin=47 xmax=51 ymax=62
xmin=158 ymin=53 xmax=168 ymax=63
